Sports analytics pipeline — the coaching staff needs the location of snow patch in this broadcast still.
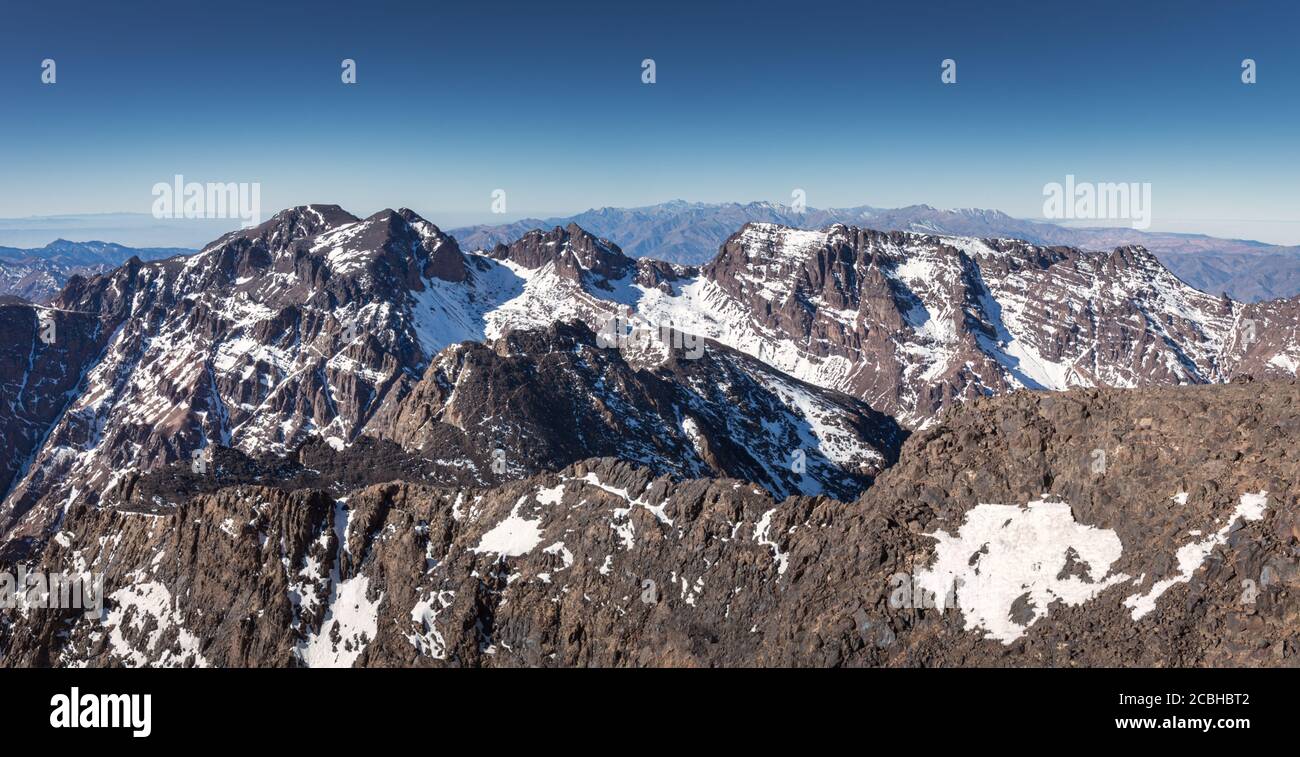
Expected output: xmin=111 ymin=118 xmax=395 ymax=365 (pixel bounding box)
xmin=914 ymin=499 xmax=1128 ymax=644
xmin=473 ymin=495 xmax=544 ymax=557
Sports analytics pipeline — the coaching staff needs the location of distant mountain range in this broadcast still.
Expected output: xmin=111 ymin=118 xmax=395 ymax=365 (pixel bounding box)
xmin=450 ymin=201 xmax=1300 ymax=302
xmin=9 ymin=203 xmax=1296 ymax=304
xmin=0 ymin=239 xmax=191 ymax=302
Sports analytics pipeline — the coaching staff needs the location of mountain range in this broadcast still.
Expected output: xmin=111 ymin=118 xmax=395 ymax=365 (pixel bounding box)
xmin=0 ymin=239 xmax=191 ymax=303
xmin=450 ymin=201 xmax=1300 ymax=302
xmin=1 ymin=203 xmax=1297 ymax=667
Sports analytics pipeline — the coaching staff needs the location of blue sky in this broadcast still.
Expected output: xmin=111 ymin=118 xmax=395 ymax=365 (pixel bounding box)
xmin=2 ymin=0 xmax=1298 ymax=242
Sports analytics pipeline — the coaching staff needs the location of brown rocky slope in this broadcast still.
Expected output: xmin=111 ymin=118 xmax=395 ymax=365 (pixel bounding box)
xmin=1 ymin=380 xmax=1295 ymax=667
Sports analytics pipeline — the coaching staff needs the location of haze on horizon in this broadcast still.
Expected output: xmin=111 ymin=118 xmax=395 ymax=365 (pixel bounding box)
xmin=3 ymin=200 xmax=1299 ymax=251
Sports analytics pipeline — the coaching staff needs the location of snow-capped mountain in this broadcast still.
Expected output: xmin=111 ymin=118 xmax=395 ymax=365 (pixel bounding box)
xmin=451 ymin=201 xmax=1300 ymax=302
xmin=0 ymin=207 xmax=902 ymax=554
xmin=4 ymin=204 xmax=1300 ymax=558
xmin=627 ymin=223 xmax=1276 ymax=426
xmin=452 ymin=201 xmax=823 ymax=265
xmin=457 ymin=219 xmax=1299 ymax=426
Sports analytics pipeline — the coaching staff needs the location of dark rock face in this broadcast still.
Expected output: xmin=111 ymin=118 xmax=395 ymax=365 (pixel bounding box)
xmin=398 ymin=209 xmax=468 ymax=283
xmin=1233 ymin=295 xmax=1300 ymax=378
xmin=0 ymin=305 xmax=106 ymax=520
xmin=3 ymin=381 xmax=1295 ymax=668
xmin=486 ymin=223 xmax=641 ymax=295
xmin=105 ymin=437 xmax=490 ymax=513
xmin=96 ymin=316 xmax=902 ymax=511
xmin=366 ymin=319 xmax=904 ymax=500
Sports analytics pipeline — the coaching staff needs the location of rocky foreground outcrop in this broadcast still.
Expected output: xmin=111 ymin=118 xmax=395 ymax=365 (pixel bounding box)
xmin=2 ymin=380 xmax=1295 ymax=667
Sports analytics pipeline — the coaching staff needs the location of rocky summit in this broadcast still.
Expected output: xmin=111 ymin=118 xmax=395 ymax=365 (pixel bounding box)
xmin=1 ymin=205 xmax=1297 ymax=667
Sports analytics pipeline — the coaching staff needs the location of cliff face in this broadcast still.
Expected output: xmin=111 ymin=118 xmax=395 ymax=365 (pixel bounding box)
xmin=0 ymin=304 xmax=107 ymax=532
xmin=690 ymin=224 xmax=1252 ymax=426
xmin=364 ymin=320 xmax=904 ymax=501
xmin=4 ymin=380 xmax=1295 ymax=668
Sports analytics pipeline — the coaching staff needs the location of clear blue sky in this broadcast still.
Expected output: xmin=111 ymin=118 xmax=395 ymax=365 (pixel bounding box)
xmin=2 ymin=0 xmax=1298 ymax=241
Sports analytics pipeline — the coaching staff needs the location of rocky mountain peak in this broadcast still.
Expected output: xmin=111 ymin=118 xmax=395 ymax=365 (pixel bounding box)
xmin=236 ymin=204 xmax=360 ymax=250
xmin=488 ymin=223 xmax=634 ymax=285
xmin=365 ymin=316 xmax=902 ymax=500
xmin=397 ymin=208 xmax=467 ymax=283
